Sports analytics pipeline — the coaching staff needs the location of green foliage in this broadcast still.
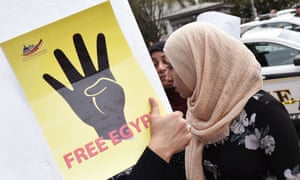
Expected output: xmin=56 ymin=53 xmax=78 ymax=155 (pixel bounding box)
xmin=128 ymin=0 xmax=163 ymax=46
xmin=224 ymin=0 xmax=299 ymax=22
xmin=128 ymin=0 xmax=196 ymax=46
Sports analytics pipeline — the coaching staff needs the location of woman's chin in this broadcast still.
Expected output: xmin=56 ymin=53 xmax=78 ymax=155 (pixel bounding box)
xmin=163 ymin=84 xmax=174 ymax=89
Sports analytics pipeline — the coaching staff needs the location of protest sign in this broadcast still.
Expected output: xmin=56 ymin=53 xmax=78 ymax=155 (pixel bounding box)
xmin=1 ymin=1 xmax=170 ymax=179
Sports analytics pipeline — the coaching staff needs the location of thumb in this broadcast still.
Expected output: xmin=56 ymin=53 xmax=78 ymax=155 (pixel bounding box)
xmin=149 ymin=97 xmax=160 ymax=116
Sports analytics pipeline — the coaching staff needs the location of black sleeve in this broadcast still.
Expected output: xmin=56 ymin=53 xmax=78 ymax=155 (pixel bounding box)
xmin=258 ymin=98 xmax=300 ymax=178
xmin=114 ymin=147 xmax=175 ymax=180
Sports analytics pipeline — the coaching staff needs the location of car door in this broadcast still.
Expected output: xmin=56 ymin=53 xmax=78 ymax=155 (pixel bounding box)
xmin=244 ymin=41 xmax=300 ymax=138
xmin=262 ymin=61 xmax=300 ymax=138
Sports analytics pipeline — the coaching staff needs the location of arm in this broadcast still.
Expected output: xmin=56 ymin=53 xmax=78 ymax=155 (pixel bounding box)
xmin=112 ymin=98 xmax=191 ymax=180
xmin=260 ymin=99 xmax=300 ymax=178
xmin=148 ymin=97 xmax=191 ymax=163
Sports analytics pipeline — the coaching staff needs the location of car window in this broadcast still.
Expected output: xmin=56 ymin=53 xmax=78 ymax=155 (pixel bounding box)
xmin=245 ymin=42 xmax=300 ymax=66
xmin=267 ymin=22 xmax=293 ymax=29
xmin=247 ymin=22 xmax=300 ymax=33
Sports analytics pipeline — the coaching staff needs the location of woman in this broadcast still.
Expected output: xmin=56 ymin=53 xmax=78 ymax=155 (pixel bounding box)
xmin=164 ymin=22 xmax=300 ymax=179
xmin=149 ymin=41 xmax=187 ymax=117
xmin=149 ymin=41 xmax=188 ymax=179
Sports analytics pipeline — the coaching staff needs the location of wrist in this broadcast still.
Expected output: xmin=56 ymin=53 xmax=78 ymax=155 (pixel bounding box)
xmin=148 ymin=144 xmax=173 ymax=163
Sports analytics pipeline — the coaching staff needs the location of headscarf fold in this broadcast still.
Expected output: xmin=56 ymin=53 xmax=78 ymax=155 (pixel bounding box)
xmin=164 ymin=22 xmax=263 ymax=180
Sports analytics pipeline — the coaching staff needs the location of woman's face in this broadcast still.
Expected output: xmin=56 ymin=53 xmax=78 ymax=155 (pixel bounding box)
xmin=151 ymin=51 xmax=173 ymax=89
xmin=164 ymin=56 xmax=192 ymax=98
xmin=171 ymin=69 xmax=191 ymax=98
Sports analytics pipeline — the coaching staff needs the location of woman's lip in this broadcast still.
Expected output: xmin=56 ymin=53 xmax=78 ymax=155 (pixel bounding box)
xmin=167 ymin=80 xmax=173 ymax=84
xmin=160 ymin=75 xmax=167 ymax=80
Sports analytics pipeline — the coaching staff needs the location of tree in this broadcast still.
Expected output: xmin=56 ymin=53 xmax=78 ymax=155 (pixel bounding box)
xmin=128 ymin=0 xmax=164 ymax=46
xmin=224 ymin=0 xmax=299 ymax=22
xmin=128 ymin=0 xmax=195 ymax=46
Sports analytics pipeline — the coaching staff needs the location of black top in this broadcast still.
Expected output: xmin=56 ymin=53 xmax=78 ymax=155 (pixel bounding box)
xmin=109 ymin=147 xmax=174 ymax=180
xmin=165 ymin=87 xmax=187 ymax=180
xmin=203 ymin=90 xmax=300 ymax=179
xmin=111 ymin=90 xmax=300 ymax=180
xmin=165 ymin=87 xmax=187 ymax=117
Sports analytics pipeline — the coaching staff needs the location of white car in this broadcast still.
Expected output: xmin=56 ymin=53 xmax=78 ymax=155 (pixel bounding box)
xmin=241 ymin=28 xmax=300 ymax=66
xmin=241 ymin=28 xmax=300 ymax=137
xmin=241 ymin=13 xmax=300 ymax=35
xmin=276 ymin=8 xmax=296 ymax=17
xmin=254 ymin=8 xmax=296 ymax=21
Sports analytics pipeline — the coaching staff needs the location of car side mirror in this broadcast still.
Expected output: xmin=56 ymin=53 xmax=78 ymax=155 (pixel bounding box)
xmin=294 ymin=26 xmax=300 ymax=32
xmin=294 ymin=55 xmax=300 ymax=66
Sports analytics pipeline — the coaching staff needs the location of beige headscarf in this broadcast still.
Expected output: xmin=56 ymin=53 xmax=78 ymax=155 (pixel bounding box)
xmin=164 ymin=22 xmax=263 ymax=180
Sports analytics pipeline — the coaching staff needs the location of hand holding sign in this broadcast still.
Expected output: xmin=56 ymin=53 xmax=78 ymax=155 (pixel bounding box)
xmin=148 ymin=97 xmax=192 ymax=163
xmin=43 ymin=33 xmax=127 ymax=139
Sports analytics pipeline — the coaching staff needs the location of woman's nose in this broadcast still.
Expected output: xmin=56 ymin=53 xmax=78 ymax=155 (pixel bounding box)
xmin=157 ymin=63 xmax=168 ymax=71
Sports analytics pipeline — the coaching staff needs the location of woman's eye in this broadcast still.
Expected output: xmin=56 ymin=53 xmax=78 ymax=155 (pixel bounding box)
xmin=162 ymin=59 xmax=173 ymax=69
xmin=166 ymin=62 xmax=173 ymax=69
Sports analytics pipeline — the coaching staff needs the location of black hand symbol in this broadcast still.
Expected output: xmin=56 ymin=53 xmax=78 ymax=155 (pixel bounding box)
xmin=43 ymin=33 xmax=127 ymax=139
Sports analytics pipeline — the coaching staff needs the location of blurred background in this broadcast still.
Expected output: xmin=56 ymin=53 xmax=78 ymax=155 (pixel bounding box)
xmin=128 ymin=0 xmax=300 ymax=141
xmin=128 ymin=0 xmax=299 ymax=45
